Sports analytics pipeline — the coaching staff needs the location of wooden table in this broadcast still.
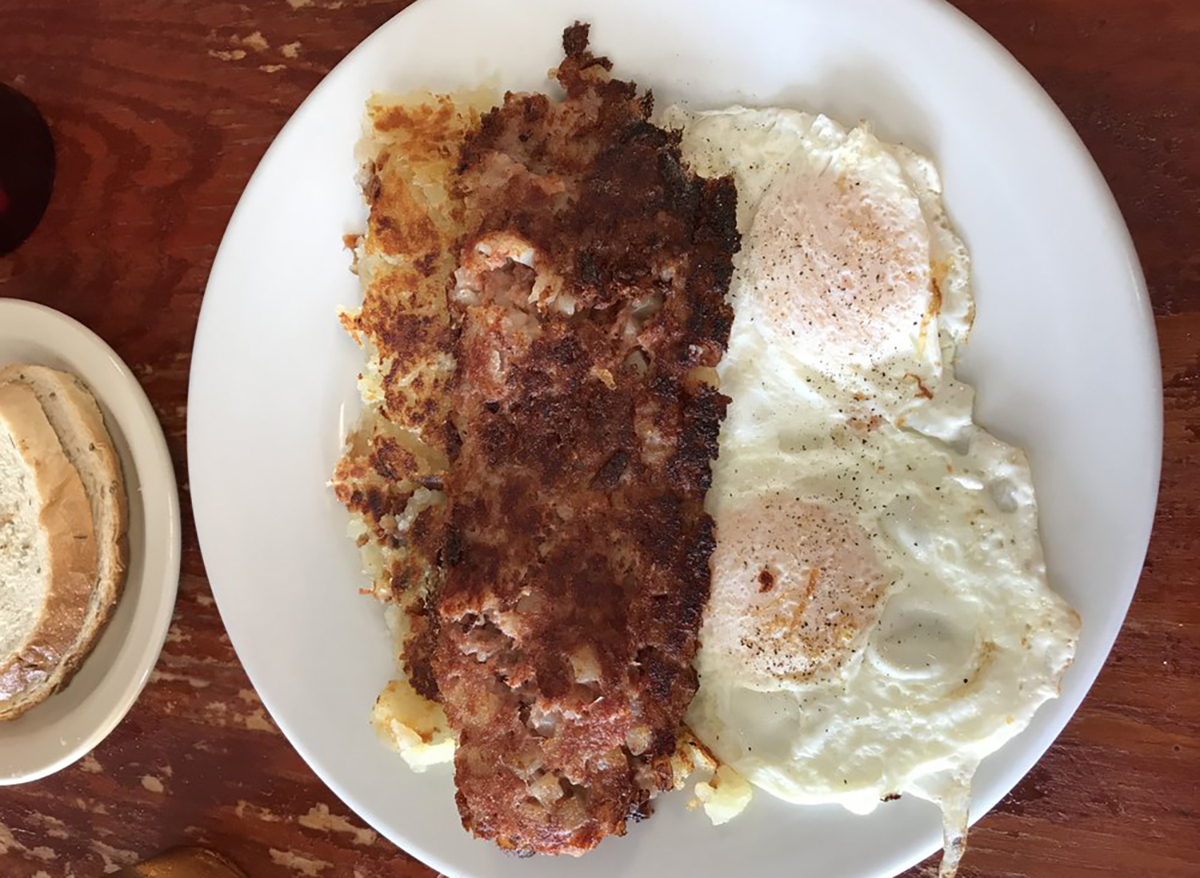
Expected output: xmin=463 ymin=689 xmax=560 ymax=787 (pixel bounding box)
xmin=1 ymin=1 xmax=1197 ymax=876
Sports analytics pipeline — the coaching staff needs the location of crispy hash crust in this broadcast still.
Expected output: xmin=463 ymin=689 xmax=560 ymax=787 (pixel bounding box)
xmin=433 ymin=24 xmax=738 ymax=856
xmin=332 ymin=92 xmax=483 ymax=695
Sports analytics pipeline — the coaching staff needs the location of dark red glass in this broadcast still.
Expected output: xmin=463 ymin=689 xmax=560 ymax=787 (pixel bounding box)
xmin=0 ymin=84 xmax=56 ymax=255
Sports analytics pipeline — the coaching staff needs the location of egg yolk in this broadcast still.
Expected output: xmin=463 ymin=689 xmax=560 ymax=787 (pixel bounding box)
xmin=705 ymin=493 xmax=894 ymax=689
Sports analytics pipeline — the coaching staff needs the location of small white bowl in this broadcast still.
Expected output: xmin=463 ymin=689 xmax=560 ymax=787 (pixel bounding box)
xmin=0 ymin=298 xmax=181 ymax=784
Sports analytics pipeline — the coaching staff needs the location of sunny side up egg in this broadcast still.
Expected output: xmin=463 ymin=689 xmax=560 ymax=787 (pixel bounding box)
xmin=659 ymin=106 xmax=1080 ymax=872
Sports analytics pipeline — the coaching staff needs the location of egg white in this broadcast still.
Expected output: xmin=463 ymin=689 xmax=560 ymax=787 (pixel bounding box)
xmin=660 ymin=106 xmax=1079 ymax=860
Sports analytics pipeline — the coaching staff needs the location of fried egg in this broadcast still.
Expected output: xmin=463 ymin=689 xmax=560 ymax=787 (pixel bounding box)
xmin=660 ymin=106 xmax=1079 ymax=873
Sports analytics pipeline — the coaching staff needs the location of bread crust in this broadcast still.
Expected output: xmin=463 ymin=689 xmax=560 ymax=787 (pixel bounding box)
xmin=0 ymin=382 xmax=98 ymax=721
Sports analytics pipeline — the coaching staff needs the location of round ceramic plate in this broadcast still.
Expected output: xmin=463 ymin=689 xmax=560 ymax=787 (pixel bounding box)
xmin=0 ymin=299 xmax=181 ymax=784
xmin=188 ymin=1 xmax=1161 ymax=876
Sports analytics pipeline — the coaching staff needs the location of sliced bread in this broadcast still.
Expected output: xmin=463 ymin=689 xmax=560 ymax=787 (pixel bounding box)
xmin=0 ymin=365 xmax=129 ymax=710
xmin=0 ymin=382 xmax=99 ymax=720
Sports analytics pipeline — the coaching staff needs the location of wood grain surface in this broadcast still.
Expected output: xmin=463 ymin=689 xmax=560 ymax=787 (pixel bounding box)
xmin=1 ymin=1 xmax=1197 ymax=876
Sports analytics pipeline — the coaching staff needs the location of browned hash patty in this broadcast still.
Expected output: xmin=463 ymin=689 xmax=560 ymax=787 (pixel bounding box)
xmin=429 ymin=22 xmax=739 ymax=856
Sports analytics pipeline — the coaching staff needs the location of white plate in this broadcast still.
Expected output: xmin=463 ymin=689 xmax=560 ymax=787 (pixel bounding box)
xmin=188 ymin=1 xmax=1161 ymax=876
xmin=0 ymin=299 xmax=181 ymax=784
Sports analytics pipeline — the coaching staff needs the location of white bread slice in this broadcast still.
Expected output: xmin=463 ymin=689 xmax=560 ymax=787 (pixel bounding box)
xmin=0 ymin=365 xmax=129 ymax=708
xmin=0 ymin=382 xmax=98 ymax=720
